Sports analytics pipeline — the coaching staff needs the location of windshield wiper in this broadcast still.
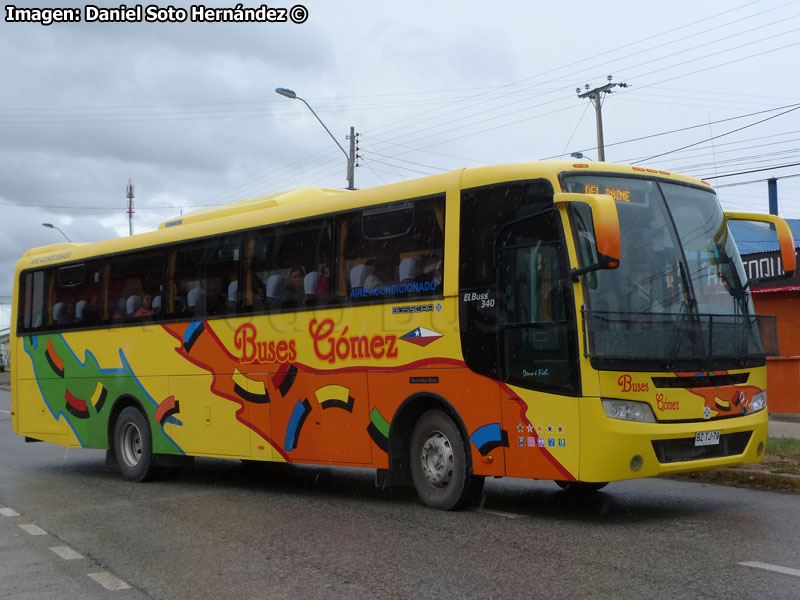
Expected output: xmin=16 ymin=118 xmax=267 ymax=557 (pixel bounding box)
xmin=677 ymin=260 xmax=698 ymax=312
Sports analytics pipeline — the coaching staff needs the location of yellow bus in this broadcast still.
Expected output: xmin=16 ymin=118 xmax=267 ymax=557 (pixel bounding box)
xmin=10 ymin=161 xmax=795 ymax=509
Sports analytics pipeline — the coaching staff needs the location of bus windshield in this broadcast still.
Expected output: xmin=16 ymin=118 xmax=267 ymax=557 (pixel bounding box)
xmin=563 ymin=174 xmax=773 ymax=371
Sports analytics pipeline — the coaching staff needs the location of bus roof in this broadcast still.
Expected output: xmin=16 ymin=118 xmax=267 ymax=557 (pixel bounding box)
xmin=158 ymin=186 xmax=347 ymax=229
xmin=16 ymin=161 xmax=710 ymax=272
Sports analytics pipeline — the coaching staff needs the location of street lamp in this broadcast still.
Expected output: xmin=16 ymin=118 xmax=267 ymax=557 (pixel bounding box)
xmin=570 ymin=152 xmax=593 ymax=161
xmin=41 ymin=223 xmax=72 ymax=242
xmin=275 ymin=87 xmax=355 ymax=190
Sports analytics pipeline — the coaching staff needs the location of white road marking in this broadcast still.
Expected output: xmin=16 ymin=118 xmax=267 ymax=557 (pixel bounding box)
xmin=740 ymin=561 xmax=800 ymax=578
xmin=50 ymin=545 xmax=84 ymax=560
xmin=18 ymin=523 xmax=47 ymax=536
xmin=0 ymin=409 xmax=11 ymax=414
xmin=0 ymin=507 xmax=20 ymax=517
xmin=476 ymin=508 xmax=529 ymax=519
xmin=88 ymin=572 xmax=132 ymax=591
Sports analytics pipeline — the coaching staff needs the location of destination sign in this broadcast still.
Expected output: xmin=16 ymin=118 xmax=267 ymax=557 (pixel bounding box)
xmin=583 ymin=183 xmax=631 ymax=202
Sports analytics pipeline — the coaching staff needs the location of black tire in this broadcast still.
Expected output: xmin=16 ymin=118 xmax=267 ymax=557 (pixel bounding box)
xmin=113 ymin=406 xmax=156 ymax=482
xmin=410 ymin=410 xmax=482 ymax=510
xmin=555 ymin=480 xmax=608 ymax=493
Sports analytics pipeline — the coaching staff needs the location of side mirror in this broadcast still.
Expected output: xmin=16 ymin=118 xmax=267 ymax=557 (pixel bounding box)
xmin=555 ymin=192 xmax=621 ymax=280
xmin=725 ymin=212 xmax=796 ymax=278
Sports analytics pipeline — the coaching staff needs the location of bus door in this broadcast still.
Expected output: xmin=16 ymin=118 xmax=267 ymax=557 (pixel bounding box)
xmin=495 ymin=210 xmax=581 ymax=479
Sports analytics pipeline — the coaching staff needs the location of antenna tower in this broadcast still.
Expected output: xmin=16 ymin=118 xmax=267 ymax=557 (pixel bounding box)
xmin=126 ymin=179 xmax=135 ymax=236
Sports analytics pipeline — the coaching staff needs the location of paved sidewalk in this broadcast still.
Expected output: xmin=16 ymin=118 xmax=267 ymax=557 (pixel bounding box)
xmin=769 ymin=413 xmax=800 ymax=439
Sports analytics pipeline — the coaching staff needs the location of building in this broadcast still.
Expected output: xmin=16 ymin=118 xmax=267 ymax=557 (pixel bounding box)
xmin=0 ymin=327 xmax=8 ymax=371
xmin=729 ymin=219 xmax=800 ymax=413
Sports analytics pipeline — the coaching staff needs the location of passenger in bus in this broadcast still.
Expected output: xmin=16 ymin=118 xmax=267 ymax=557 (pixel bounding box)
xmin=251 ymin=277 xmax=267 ymax=311
xmin=135 ymin=294 xmax=154 ymax=317
xmin=203 ymin=281 xmax=226 ymax=316
xmin=81 ymin=295 xmax=101 ymax=324
xmin=126 ymin=295 xmax=141 ymax=316
xmin=289 ymin=266 xmax=306 ymax=302
xmin=365 ymin=253 xmax=395 ymax=289
xmin=315 ymin=265 xmax=331 ymax=298
xmin=112 ymin=298 xmax=126 ymax=319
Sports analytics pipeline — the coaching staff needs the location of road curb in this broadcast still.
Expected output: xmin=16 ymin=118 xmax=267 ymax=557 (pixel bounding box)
xmin=671 ymin=467 xmax=800 ymax=493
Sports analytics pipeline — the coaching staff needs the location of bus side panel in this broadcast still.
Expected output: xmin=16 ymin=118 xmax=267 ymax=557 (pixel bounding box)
xmin=500 ymin=388 xmax=579 ymax=481
xmin=367 ymin=367 xmax=506 ymax=477
xmin=15 ymin=378 xmax=81 ymax=446
xmin=269 ymin=369 xmax=373 ymax=465
xmin=18 ymin=331 xmax=185 ymax=455
xmin=166 ymin=374 xmax=252 ymax=458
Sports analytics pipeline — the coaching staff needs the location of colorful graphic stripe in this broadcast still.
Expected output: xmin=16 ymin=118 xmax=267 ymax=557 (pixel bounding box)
xmin=183 ymin=321 xmax=205 ymax=352
xmin=367 ymin=407 xmax=390 ymax=453
xmin=284 ymin=398 xmax=312 ymax=451
xmin=271 ymin=362 xmax=298 ymax=397
xmin=90 ymin=382 xmax=108 ymax=413
xmin=155 ymin=395 xmax=181 ymax=426
xmin=45 ymin=338 xmax=65 ymax=377
xmin=314 ymin=385 xmax=355 ymax=412
xmin=471 ymin=423 xmax=509 ymax=456
xmin=64 ymin=389 xmax=90 ymax=419
xmin=232 ymin=369 xmax=270 ymax=404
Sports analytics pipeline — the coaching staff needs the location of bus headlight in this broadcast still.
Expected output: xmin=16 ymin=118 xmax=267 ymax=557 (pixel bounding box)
xmin=602 ymin=399 xmax=656 ymax=423
xmin=748 ymin=391 xmax=766 ymax=414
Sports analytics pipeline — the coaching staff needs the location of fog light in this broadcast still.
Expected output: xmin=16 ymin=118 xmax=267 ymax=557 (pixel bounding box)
xmin=757 ymin=441 xmax=765 ymax=456
xmin=630 ymin=454 xmax=643 ymax=472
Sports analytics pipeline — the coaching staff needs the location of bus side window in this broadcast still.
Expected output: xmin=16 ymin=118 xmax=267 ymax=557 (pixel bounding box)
xmin=243 ymin=218 xmax=333 ymax=314
xmin=171 ymin=235 xmax=241 ymax=319
xmin=337 ymin=195 xmax=445 ymax=304
xmin=105 ymin=251 xmax=164 ymax=323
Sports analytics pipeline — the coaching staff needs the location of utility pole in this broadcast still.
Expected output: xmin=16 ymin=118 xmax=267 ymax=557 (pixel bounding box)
xmin=126 ymin=179 xmax=135 ymax=236
xmin=346 ymin=126 xmax=359 ymax=191
xmin=576 ymin=76 xmax=628 ymax=162
xmin=768 ymin=177 xmax=778 ymax=215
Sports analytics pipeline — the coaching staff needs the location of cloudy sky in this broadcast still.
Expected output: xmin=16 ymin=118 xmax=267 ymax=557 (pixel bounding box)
xmin=2 ymin=0 xmax=800 ymax=328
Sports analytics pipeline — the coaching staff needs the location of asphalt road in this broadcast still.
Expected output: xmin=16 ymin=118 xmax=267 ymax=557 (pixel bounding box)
xmin=1 ymin=388 xmax=800 ymax=600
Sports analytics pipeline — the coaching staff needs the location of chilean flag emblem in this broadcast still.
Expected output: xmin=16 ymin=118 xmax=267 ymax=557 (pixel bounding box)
xmin=400 ymin=327 xmax=443 ymax=347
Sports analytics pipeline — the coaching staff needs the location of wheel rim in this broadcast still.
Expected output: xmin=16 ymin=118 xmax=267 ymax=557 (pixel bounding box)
xmin=120 ymin=422 xmax=143 ymax=468
xmin=419 ymin=430 xmax=454 ymax=489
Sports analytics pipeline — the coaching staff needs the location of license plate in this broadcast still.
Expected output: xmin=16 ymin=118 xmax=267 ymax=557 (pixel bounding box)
xmin=695 ymin=430 xmax=721 ymax=446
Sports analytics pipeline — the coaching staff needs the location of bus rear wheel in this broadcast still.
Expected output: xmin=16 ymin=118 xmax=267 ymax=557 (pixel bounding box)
xmin=114 ymin=406 xmax=156 ymax=482
xmin=410 ymin=410 xmax=482 ymax=510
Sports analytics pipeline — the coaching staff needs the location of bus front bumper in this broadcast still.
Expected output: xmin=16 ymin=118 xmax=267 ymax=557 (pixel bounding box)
xmin=578 ymin=399 xmax=769 ymax=482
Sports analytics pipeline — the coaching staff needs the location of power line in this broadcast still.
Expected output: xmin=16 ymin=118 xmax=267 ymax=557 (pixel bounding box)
xmin=715 ymin=172 xmax=800 ymax=188
xmin=632 ymin=104 xmax=800 ymax=164
xmin=701 ymin=161 xmax=800 ymax=180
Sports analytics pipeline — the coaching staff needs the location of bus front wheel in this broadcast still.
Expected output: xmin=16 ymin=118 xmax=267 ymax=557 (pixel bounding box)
xmin=113 ymin=406 xmax=156 ymax=482
xmin=410 ymin=410 xmax=483 ymax=510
